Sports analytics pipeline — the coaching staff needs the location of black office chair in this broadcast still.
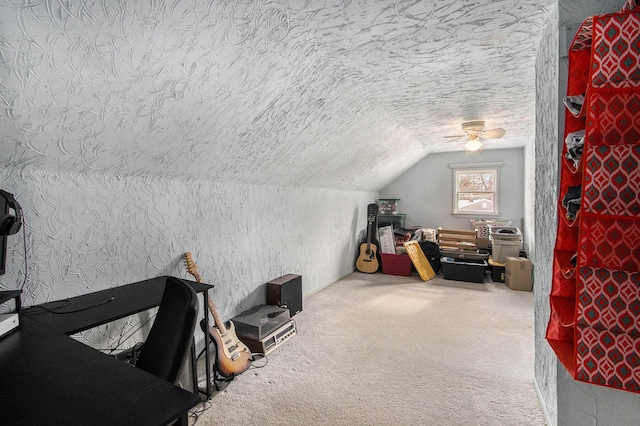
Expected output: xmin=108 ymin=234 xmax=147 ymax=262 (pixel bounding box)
xmin=135 ymin=277 xmax=199 ymax=384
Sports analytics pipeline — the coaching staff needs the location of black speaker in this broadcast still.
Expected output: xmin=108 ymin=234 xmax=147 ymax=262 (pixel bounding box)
xmin=267 ymin=274 xmax=302 ymax=317
xmin=0 ymin=190 xmax=22 ymax=237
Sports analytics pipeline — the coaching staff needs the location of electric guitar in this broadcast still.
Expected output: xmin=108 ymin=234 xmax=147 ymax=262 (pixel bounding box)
xmin=356 ymin=203 xmax=380 ymax=273
xmin=184 ymin=252 xmax=252 ymax=377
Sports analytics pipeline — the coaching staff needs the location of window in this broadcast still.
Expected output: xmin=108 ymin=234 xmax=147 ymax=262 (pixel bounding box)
xmin=450 ymin=163 xmax=503 ymax=216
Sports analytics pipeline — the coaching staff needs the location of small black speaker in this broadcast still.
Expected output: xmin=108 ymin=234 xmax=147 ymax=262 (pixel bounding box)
xmin=267 ymin=274 xmax=302 ymax=317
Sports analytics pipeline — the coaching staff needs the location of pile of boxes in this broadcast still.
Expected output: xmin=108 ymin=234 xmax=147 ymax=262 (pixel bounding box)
xmin=486 ymin=226 xmax=532 ymax=291
xmin=372 ymin=205 xmax=533 ymax=290
xmin=485 ymin=226 xmax=521 ymax=283
xmin=437 ymin=227 xmax=489 ymax=283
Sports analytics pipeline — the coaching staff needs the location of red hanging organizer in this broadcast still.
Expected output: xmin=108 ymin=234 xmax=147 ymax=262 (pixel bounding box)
xmin=546 ymin=2 xmax=640 ymax=393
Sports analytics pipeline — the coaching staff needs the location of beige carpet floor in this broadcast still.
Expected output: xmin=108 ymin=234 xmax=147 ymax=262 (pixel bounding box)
xmin=190 ymin=271 xmax=546 ymax=426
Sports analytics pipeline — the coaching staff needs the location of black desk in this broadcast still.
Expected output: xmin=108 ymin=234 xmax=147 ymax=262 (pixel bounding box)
xmin=1 ymin=276 xmax=215 ymax=425
xmin=25 ymin=276 xmax=212 ymax=334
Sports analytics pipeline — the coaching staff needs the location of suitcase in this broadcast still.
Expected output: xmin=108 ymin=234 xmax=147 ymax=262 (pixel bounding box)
xmin=418 ymin=241 xmax=441 ymax=274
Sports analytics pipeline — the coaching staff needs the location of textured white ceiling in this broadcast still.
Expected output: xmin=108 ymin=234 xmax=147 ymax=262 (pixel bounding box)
xmin=0 ymin=0 xmax=621 ymax=191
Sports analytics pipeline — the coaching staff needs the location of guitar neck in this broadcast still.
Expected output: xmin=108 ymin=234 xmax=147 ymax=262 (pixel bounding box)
xmin=184 ymin=252 xmax=229 ymax=334
xmin=207 ymin=296 xmax=228 ymax=334
xmin=363 ymin=226 xmax=370 ymax=250
xmin=366 ymin=213 xmax=377 ymax=247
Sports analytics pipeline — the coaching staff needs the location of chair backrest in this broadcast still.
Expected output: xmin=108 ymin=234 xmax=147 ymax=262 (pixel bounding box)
xmin=135 ymin=277 xmax=199 ymax=384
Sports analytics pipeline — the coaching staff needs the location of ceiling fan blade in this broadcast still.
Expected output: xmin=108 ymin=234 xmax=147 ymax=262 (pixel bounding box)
xmin=443 ymin=134 xmax=466 ymax=139
xmin=480 ymin=128 xmax=506 ymax=139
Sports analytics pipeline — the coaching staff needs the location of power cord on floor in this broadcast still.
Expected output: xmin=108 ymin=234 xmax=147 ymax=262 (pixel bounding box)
xmin=189 ymin=400 xmax=212 ymax=425
xmin=249 ymin=352 xmax=268 ymax=369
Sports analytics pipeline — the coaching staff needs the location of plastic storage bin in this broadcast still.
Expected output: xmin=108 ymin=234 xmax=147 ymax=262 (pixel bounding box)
xmin=377 ymin=199 xmax=400 ymax=214
xmin=439 ymin=249 xmax=489 ymax=262
xmin=489 ymin=227 xmax=522 ymax=243
xmin=380 ymin=253 xmax=412 ymax=276
xmin=488 ymin=256 xmax=505 ymax=282
xmin=489 ymin=226 xmax=522 ymax=263
xmin=491 ymin=240 xmax=522 ymax=264
xmin=441 ymin=257 xmax=487 ymax=283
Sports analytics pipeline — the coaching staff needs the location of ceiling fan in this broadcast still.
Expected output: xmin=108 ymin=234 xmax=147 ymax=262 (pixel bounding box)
xmin=444 ymin=121 xmax=506 ymax=153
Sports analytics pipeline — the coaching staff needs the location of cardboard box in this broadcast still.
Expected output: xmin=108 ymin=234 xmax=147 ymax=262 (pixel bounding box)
xmin=505 ymin=257 xmax=533 ymax=291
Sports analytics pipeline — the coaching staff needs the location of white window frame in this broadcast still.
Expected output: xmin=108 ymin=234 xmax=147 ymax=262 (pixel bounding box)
xmin=449 ymin=162 xmax=503 ymax=217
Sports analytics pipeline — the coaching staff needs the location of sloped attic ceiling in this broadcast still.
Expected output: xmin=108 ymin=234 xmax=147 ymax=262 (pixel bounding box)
xmin=0 ymin=1 xmax=558 ymax=191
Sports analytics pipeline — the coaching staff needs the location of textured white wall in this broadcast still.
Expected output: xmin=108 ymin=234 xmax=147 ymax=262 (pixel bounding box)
xmin=0 ymin=167 xmax=375 ymax=347
xmin=379 ymin=149 xmax=525 ymax=233
xmin=533 ymin=4 xmax=560 ymax=424
xmin=557 ymin=363 xmax=640 ymax=426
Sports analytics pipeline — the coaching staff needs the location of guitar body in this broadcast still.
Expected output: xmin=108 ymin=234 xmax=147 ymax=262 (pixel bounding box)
xmin=185 ymin=252 xmax=252 ymax=378
xmin=206 ymin=320 xmax=252 ymax=377
xmin=356 ymin=203 xmax=380 ymax=273
xmin=356 ymin=242 xmax=379 ymax=273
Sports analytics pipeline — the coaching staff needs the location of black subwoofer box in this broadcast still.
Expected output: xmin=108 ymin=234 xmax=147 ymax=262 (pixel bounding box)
xmin=267 ymin=274 xmax=302 ymax=317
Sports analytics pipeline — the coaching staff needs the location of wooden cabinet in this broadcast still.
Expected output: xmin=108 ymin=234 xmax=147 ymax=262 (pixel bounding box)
xmin=546 ymin=4 xmax=640 ymax=393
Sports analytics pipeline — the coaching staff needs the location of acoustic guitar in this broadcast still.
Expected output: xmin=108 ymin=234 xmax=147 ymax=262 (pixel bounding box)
xmin=184 ymin=252 xmax=252 ymax=377
xmin=356 ymin=203 xmax=380 ymax=273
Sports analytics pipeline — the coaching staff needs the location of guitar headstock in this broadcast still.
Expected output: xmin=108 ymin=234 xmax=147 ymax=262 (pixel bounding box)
xmin=184 ymin=252 xmax=203 ymax=283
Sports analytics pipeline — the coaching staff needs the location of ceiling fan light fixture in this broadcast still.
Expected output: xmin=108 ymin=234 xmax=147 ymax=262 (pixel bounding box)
xmin=444 ymin=120 xmax=505 ymax=153
xmin=464 ymin=137 xmax=483 ymax=152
